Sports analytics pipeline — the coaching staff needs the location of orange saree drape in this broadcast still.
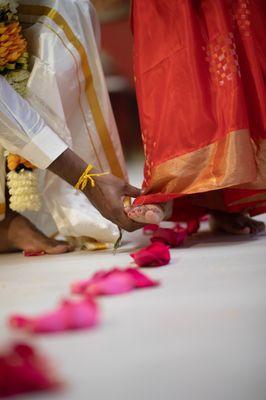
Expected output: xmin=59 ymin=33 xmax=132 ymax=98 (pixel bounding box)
xmin=132 ymin=0 xmax=266 ymax=221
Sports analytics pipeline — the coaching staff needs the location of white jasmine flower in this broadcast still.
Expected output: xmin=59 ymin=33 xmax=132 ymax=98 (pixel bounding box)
xmin=0 ymin=0 xmax=19 ymax=13
xmin=7 ymin=169 xmax=41 ymax=212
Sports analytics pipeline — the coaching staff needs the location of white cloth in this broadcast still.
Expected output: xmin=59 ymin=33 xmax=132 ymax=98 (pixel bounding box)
xmin=0 ymin=0 xmax=127 ymax=243
xmin=0 ymin=76 xmax=68 ymax=169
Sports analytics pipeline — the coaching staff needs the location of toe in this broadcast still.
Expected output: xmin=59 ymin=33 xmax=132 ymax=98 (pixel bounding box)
xmin=128 ymin=205 xmax=165 ymax=224
xmin=249 ymin=220 xmax=265 ymax=235
xmin=231 ymin=218 xmax=251 ymax=235
xmin=127 ymin=206 xmax=148 ymax=223
xmin=136 ymin=206 xmax=146 ymax=216
xmin=145 ymin=205 xmax=164 ymax=224
xmin=258 ymin=221 xmax=265 ymax=233
xmin=145 ymin=210 xmax=162 ymax=224
xmin=235 ymin=226 xmax=251 ymax=235
xmin=210 ymin=212 xmax=265 ymax=236
xmin=45 ymin=241 xmax=74 ymax=255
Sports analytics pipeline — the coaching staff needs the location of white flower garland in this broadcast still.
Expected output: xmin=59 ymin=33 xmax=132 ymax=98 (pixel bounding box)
xmin=7 ymin=170 xmax=41 ymax=212
xmin=1 ymin=2 xmax=42 ymax=214
xmin=0 ymin=0 xmax=18 ymax=13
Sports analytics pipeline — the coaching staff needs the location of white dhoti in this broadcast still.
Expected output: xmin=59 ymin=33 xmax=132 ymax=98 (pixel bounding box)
xmin=0 ymin=0 xmax=127 ymax=246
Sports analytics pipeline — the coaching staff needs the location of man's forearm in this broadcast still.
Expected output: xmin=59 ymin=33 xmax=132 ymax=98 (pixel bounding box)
xmin=48 ymin=148 xmax=88 ymax=187
xmin=48 ymin=148 xmax=142 ymax=232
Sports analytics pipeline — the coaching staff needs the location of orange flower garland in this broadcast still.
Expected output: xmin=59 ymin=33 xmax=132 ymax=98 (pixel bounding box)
xmin=0 ymin=21 xmax=27 ymax=68
xmin=7 ymin=153 xmax=36 ymax=171
xmin=1 ymin=1 xmax=41 ymax=212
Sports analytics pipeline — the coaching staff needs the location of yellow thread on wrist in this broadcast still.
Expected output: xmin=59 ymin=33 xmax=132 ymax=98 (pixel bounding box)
xmin=74 ymin=164 xmax=109 ymax=191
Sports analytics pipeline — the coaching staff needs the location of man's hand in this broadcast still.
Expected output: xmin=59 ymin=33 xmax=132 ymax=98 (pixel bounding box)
xmin=49 ymin=149 xmax=143 ymax=232
xmin=84 ymin=172 xmax=144 ymax=232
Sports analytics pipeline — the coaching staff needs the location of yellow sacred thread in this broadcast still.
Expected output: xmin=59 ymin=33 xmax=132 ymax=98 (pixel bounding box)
xmin=75 ymin=164 xmax=109 ymax=191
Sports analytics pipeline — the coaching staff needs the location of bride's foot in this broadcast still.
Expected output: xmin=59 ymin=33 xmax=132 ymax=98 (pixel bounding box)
xmin=0 ymin=212 xmax=74 ymax=254
xmin=126 ymin=202 xmax=173 ymax=224
xmin=210 ymin=211 xmax=265 ymax=235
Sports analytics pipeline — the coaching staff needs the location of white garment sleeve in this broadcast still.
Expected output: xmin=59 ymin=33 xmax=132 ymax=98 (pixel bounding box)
xmin=0 ymin=75 xmax=68 ymax=169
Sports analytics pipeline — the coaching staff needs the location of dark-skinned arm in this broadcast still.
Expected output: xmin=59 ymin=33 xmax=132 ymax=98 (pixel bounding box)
xmin=48 ymin=148 xmax=143 ymax=232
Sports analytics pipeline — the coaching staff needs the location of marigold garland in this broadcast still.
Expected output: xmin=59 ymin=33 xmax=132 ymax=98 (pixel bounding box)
xmin=1 ymin=1 xmax=41 ymax=212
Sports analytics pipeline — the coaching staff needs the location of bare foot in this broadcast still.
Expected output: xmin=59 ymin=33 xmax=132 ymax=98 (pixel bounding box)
xmin=210 ymin=211 xmax=265 ymax=235
xmin=126 ymin=202 xmax=173 ymax=224
xmin=0 ymin=212 xmax=74 ymax=254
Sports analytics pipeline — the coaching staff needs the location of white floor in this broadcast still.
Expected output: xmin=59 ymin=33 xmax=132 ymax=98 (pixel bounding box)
xmin=0 ymin=215 xmax=266 ymax=400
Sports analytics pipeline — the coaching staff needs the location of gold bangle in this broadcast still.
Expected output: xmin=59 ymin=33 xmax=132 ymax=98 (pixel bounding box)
xmin=74 ymin=164 xmax=109 ymax=191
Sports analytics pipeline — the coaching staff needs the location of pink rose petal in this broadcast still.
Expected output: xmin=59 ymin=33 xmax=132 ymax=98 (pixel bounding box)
xmin=143 ymin=224 xmax=159 ymax=235
xmin=186 ymin=219 xmax=200 ymax=235
xmin=130 ymin=242 xmax=170 ymax=267
xmin=9 ymin=298 xmax=99 ymax=334
xmin=85 ymin=269 xmax=135 ymax=296
xmin=72 ymin=268 xmax=158 ymax=296
xmin=0 ymin=342 xmax=60 ymax=397
xmin=200 ymin=215 xmax=209 ymax=222
xmin=72 ymin=269 xmax=134 ymax=296
xmin=23 ymin=250 xmax=45 ymax=257
xmin=173 ymin=223 xmax=185 ymax=233
xmin=151 ymin=227 xmax=187 ymax=247
xmin=125 ymin=268 xmax=159 ymax=288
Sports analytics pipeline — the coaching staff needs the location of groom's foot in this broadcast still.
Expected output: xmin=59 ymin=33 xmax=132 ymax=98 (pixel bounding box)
xmin=210 ymin=211 xmax=265 ymax=235
xmin=0 ymin=212 xmax=74 ymax=254
xmin=126 ymin=202 xmax=173 ymax=224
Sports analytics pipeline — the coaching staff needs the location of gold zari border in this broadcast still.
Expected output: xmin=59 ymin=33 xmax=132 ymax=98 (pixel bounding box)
xmin=149 ymin=129 xmax=266 ymax=196
xmin=19 ymin=4 xmax=124 ymax=179
xmin=228 ymin=193 xmax=266 ymax=207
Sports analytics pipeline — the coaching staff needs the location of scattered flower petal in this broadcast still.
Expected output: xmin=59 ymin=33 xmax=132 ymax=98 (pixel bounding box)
xmin=72 ymin=269 xmax=134 ymax=296
xmin=130 ymin=242 xmax=170 ymax=267
xmin=126 ymin=267 xmax=159 ymax=288
xmin=186 ymin=220 xmax=200 ymax=235
xmin=143 ymin=224 xmax=159 ymax=235
xmin=0 ymin=342 xmax=60 ymax=397
xmin=151 ymin=227 xmax=187 ymax=247
xmin=23 ymin=250 xmax=45 ymax=257
xmin=9 ymin=298 xmax=99 ymax=334
xmin=173 ymin=223 xmax=186 ymax=233
xmin=72 ymin=268 xmax=158 ymax=296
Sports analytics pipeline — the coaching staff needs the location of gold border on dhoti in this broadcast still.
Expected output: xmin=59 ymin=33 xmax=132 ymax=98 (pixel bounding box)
xmin=19 ymin=4 xmax=124 ymax=179
xmin=0 ymin=203 xmax=5 ymax=215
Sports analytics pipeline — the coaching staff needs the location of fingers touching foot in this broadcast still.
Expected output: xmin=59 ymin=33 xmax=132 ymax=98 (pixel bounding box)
xmin=126 ymin=204 xmax=165 ymax=224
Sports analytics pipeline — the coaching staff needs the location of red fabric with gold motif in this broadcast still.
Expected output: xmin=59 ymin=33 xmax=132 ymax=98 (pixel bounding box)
xmin=132 ymin=0 xmax=266 ymax=220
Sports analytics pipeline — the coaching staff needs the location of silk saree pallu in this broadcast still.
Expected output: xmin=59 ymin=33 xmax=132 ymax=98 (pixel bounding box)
xmin=1 ymin=0 xmax=127 ymax=246
xmin=133 ymin=0 xmax=266 ymax=220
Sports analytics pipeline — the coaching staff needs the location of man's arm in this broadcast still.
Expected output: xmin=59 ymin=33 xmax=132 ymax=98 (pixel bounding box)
xmin=0 ymin=76 xmax=142 ymax=231
xmin=0 ymin=75 xmax=67 ymax=169
xmin=49 ymin=148 xmax=142 ymax=231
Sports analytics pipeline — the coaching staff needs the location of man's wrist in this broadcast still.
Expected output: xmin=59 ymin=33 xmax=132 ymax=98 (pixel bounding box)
xmin=48 ymin=148 xmax=88 ymax=188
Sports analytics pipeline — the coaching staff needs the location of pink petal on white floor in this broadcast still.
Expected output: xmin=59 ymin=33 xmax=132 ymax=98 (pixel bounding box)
xmin=72 ymin=268 xmax=158 ymax=296
xmin=125 ymin=268 xmax=159 ymax=288
xmin=0 ymin=342 xmax=61 ymax=397
xmin=151 ymin=227 xmax=187 ymax=247
xmin=9 ymin=298 xmax=99 ymax=334
xmin=186 ymin=220 xmax=200 ymax=235
xmin=130 ymin=242 xmax=170 ymax=267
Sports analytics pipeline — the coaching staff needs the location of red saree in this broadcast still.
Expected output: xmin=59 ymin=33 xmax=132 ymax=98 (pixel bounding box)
xmin=132 ymin=0 xmax=266 ymax=221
